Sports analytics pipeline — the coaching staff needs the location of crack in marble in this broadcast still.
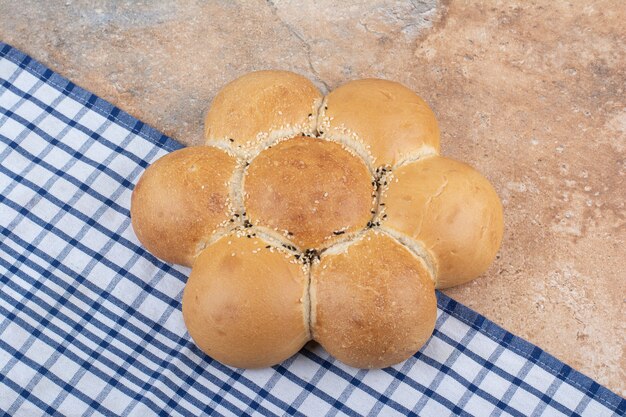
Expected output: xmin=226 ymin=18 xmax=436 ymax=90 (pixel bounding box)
xmin=265 ymin=0 xmax=330 ymax=92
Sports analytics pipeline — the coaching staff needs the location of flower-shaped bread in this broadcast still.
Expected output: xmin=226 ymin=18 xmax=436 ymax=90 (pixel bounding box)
xmin=131 ymin=71 xmax=504 ymax=369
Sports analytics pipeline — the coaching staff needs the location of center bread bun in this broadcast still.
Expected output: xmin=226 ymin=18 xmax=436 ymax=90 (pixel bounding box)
xmin=130 ymin=70 xmax=504 ymax=369
xmin=244 ymin=136 xmax=374 ymax=249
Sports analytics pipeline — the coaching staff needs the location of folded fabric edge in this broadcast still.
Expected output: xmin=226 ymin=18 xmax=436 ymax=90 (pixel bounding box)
xmin=437 ymin=292 xmax=625 ymax=412
xmin=2 ymin=40 xmax=623 ymax=412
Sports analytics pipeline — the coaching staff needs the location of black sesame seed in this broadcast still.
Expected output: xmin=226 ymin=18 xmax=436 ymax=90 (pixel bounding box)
xmin=243 ymin=220 xmax=253 ymax=228
xmin=228 ymin=138 xmax=234 ymax=142
xmin=303 ymin=249 xmax=320 ymax=264
xmin=265 ymin=245 xmax=271 ymax=249
xmin=308 ymin=113 xmax=312 ymax=117
xmin=234 ymin=213 xmax=240 ymax=217
xmin=333 ymin=230 xmax=345 ymax=235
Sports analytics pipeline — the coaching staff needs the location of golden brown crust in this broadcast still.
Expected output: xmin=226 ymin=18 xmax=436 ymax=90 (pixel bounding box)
xmin=182 ymin=233 xmax=309 ymax=368
xmin=318 ymin=78 xmax=440 ymax=167
xmin=130 ymin=146 xmax=236 ymax=266
xmin=204 ymin=70 xmax=322 ymax=153
xmin=132 ymin=73 xmax=505 ymax=370
xmin=381 ymin=156 xmax=504 ymax=288
xmin=244 ymin=137 xmax=374 ymax=249
xmin=311 ymin=230 xmax=437 ymax=368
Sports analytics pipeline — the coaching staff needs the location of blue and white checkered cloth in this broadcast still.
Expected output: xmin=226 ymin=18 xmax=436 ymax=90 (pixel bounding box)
xmin=1 ymin=42 xmax=624 ymax=417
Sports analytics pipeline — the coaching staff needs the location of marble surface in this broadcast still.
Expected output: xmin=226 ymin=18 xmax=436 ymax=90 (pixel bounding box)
xmin=1 ymin=0 xmax=624 ymax=395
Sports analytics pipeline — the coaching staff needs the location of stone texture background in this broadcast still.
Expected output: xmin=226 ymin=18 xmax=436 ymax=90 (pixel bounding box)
xmin=1 ymin=0 xmax=624 ymax=395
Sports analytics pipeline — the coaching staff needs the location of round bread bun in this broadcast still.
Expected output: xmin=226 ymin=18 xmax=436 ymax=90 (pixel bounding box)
xmin=318 ymin=78 xmax=440 ymax=167
xmin=244 ymin=136 xmax=374 ymax=249
xmin=311 ymin=229 xmax=437 ymax=369
xmin=381 ymin=156 xmax=504 ymax=288
xmin=182 ymin=232 xmax=310 ymax=368
xmin=204 ymin=70 xmax=322 ymax=154
xmin=130 ymin=146 xmax=236 ymax=266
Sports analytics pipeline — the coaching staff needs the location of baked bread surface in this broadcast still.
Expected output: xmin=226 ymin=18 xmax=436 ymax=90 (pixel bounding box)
xmin=131 ymin=71 xmax=504 ymax=368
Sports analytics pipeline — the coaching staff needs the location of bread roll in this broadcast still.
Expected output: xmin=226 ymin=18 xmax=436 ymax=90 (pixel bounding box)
xmin=132 ymin=71 xmax=504 ymax=370
xmin=318 ymin=78 xmax=440 ymax=167
xmin=130 ymin=146 xmax=236 ymax=266
xmin=244 ymin=136 xmax=374 ymax=249
xmin=182 ymin=233 xmax=310 ymax=368
xmin=381 ymin=156 xmax=504 ymax=288
xmin=311 ymin=230 xmax=437 ymax=368
xmin=204 ymin=70 xmax=322 ymax=154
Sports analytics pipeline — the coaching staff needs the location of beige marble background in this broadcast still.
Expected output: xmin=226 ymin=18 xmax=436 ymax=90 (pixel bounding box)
xmin=1 ymin=0 xmax=624 ymax=395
